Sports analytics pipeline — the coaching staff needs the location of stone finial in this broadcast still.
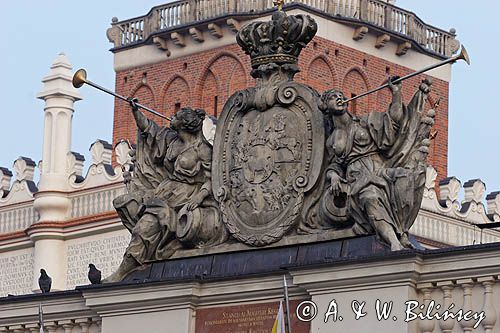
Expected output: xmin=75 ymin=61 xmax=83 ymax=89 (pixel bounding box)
xmin=107 ymin=17 xmax=122 ymax=48
xmin=445 ymin=29 xmax=460 ymax=56
xmin=0 ymin=167 xmax=13 ymax=197
xmin=425 ymin=166 xmax=437 ymax=189
xmin=463 ymin=179 xmax=486 ymax=203
xmin=115 ymin=140 xmax=133 ymax=168
xmin=67 ymin=151 xmax=85 ymax=177
xmin=439 ymin=176 xmax=461 ymax=203
xmin=486 ymin=191 xmax=500 ymax=218
xmin=90 ymin=139 xmax=112 ymax=165
xmin=13 ymin=157 xmax=36 ymax=182
xmin=0 ymin=160 xmax=36 ymax=204
xmin=36 ymin=53 xmax=82 ymax=101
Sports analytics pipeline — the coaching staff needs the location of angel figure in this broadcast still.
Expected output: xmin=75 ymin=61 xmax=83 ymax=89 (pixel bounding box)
xmin=105 ymin=100 xmax=225 ymax=282
xmin=317 ymin=77 xmax=435 ymax=250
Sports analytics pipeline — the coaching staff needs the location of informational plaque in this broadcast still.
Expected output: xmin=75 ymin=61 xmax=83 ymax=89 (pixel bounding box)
xmin=66 ymin=231 xmax=130 ymax=288
xmin=0 ymin=249 xmax=34 ymax=296
xmin=195 ymin=300 xmax=310 ymax=333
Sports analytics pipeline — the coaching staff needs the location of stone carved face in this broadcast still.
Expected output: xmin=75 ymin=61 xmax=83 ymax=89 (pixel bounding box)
xmin=170 ymin=108 xmax=206 ymax=133
xmin=319 ymin=89 xmax=348 ymax=115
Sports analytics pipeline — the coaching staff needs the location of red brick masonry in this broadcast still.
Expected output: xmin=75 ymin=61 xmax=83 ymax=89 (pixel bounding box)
xmin=113 ymin=36 xmax=449 ymax=182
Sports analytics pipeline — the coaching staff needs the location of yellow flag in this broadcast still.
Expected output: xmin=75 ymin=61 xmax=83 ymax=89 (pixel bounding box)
xmin=271 ymin=301 xmax=285 ymax=333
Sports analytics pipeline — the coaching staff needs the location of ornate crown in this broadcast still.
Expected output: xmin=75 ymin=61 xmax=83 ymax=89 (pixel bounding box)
xmin=236 ymin=10 xmax=318 ymax=68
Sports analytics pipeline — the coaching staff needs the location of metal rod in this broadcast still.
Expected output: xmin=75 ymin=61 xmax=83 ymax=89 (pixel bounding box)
xmin=85 ymin=79 xmax=171 ymax=121
xmin=39 ymin=303 xmax=45 ymax=333
xmin=283 ymin=275 xmax=292 ymax=333
xmin=342 ymin=46 xmax=469 ymax=105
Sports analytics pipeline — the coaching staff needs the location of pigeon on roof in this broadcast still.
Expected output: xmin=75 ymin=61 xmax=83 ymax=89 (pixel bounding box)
xmin=88 ymin=264 xmax=102 ymax=285
xmin=38 ymin=269 xmax=52 ymax=293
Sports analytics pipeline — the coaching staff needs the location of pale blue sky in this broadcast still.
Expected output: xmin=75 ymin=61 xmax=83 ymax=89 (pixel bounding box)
xmin=0 ymin=1 xmax=498 ymax=196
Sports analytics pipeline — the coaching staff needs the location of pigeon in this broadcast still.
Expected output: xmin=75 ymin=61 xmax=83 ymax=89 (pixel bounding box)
xmin=88 ymin=264 xmax=102 ymax=284
xmin=38 ymin=269 xmax=52 ymax=293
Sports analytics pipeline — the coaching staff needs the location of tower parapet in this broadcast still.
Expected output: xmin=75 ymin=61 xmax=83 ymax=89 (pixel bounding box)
xmin=107 ymin=0 xmax=459 ymax=58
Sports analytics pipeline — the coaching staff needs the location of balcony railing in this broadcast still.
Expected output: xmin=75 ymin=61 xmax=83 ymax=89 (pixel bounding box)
xmin=107 ymin=0 xmax=458 ymax=57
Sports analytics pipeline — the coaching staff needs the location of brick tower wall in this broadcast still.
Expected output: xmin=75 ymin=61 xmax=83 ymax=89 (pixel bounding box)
xmin=112 ymin=36 xmax=449 ymax=181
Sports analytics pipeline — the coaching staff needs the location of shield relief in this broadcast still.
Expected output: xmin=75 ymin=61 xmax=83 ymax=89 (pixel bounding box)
xmin=212 ymin=82 xmax=324 ymax=246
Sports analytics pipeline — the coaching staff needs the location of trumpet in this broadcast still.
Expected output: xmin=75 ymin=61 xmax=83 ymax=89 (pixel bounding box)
xmin=72 ymin=69 xmax=171 ymax=121
xmin=341 ymin=46 xmax=470 ymax=105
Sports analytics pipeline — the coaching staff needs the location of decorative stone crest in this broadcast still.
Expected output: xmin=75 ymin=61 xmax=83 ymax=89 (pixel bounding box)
xmin=0 ymin=167 xmax=12 ymax=198
xmin=212 ymin=9 xmax=323 ymax=246
xmin=115 ymin=140 xmax=133 ymax=169
xmin=13 ymin=157 xmax=36 ymax=182
xmin=213 ymin=85 xmax=324 ymax=246
xmin=90 ymin=139 xmax=113 ymax=165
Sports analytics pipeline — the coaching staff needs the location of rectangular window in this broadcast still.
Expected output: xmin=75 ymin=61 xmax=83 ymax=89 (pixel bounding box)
xmin=350 ymin=93 xmax=357 ymax=115
xmin=214 ymin=96 xmax=219 ymax=117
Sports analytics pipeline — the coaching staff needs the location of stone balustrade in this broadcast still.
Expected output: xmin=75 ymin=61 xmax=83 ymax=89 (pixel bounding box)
xmin=69 ymin=186 xmax=125 ymax=220
xmin=415 ymin=276 xmax=499 ymax=333
xmin=0 ymin=204 xmax=38 ymax=234
xmin=106 ymin=0 xmax=458 ymax=57
xmin=0 ymin=317 xmax=101 ymax=333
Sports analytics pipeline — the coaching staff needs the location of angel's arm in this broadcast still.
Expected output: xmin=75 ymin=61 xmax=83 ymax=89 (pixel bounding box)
xmin=129 ymin=98 xmax=152 ymax=132
xmin=387 ymin=78 xmax=404 ymax=124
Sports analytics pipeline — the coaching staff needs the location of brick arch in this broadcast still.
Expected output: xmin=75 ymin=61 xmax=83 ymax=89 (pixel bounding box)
xmin=130 ymin=83 xmax=156 ymax=108
xmin=376 ymin=79 xmax=392 ymax=113
xmin=161 ymin=75 xmax=191 ymax=118
xmin=196 ymin=51 xmax=247 ymax=117
xmin=228 ymin=60 xmax=247 ymax=97
xmin=130 ymin=83 xmax=166 ymax=125
xmin=342 ymin=67 xmax=371 ymax=115
xmin=306 ymin=55 xmax=337 ymax=93
xmin=200 ymin=70 xmax=220 ymax=117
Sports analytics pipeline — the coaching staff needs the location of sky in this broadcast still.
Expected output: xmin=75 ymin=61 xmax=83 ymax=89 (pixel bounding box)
xmin=0 ymin=1 xmax=499 ymax=197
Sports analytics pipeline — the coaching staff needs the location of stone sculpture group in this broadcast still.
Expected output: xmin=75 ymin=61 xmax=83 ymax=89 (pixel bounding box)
xmin=105 ymin=9 xmax=435 ymax=282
